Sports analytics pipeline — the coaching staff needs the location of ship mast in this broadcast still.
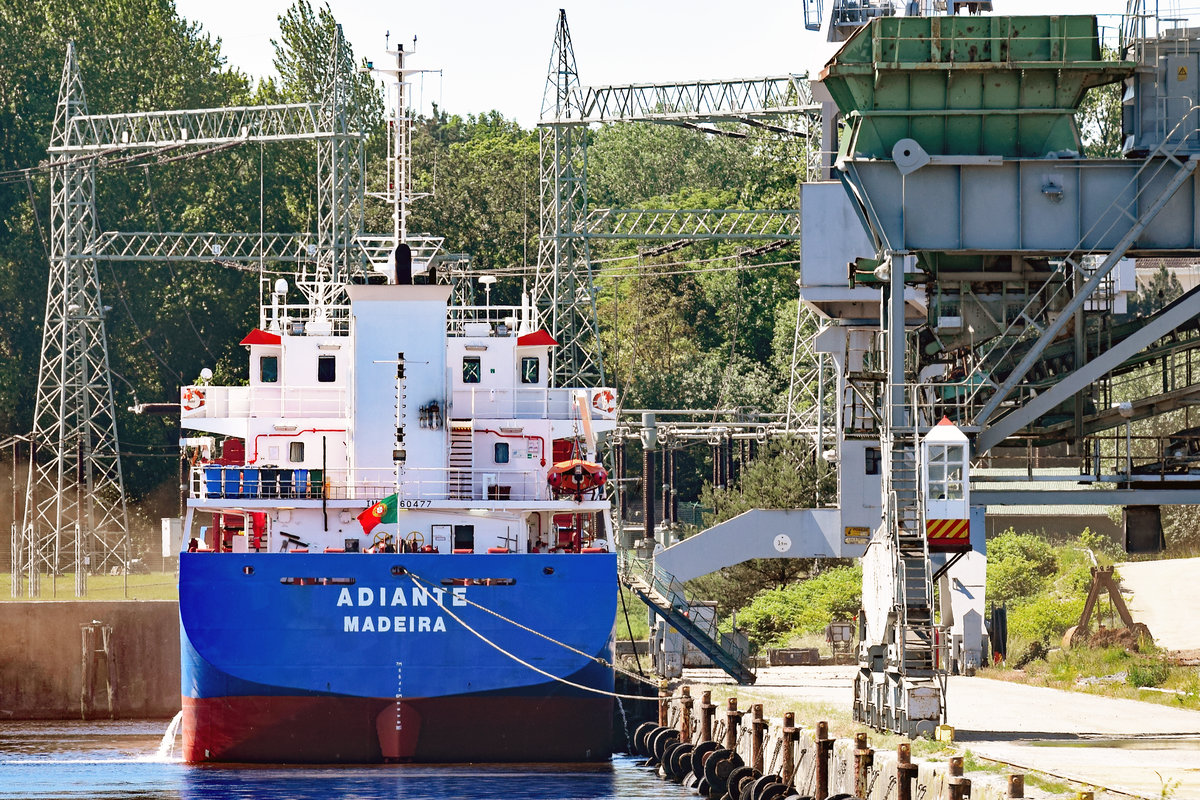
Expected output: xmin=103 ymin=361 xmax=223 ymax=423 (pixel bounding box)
xmin=369 ymin=36 xmax=433 ymax=252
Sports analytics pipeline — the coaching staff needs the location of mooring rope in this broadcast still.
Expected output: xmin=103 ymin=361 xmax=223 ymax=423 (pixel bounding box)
xmin=404 ymin=571 xmax=659 ymax=701
xmin=406 ymin=570 xmax=658 ymax=687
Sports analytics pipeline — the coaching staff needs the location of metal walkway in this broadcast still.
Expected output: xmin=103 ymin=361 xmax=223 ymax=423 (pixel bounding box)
xmin=619 ymin=554 xmax=756 ymax=685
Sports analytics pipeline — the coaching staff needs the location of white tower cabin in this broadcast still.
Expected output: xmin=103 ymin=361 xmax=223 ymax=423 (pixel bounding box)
xmin=921 ymin=417 xmax=971 ymax=553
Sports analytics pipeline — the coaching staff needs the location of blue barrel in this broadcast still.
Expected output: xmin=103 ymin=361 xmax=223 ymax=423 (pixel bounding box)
xmin=222 ymin=467 xmax=241 ymax=499
xmin=293 ymin=469 xmax=309 ymax=498
xmin=242 ymin=468 xmax=259 ymax=498
xmin=204 ymin=466 xmax=222 ymax=498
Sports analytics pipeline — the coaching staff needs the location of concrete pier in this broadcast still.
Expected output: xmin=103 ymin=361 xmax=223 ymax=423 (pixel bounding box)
xmin=0 ymin=601 xmax=179 ymax=719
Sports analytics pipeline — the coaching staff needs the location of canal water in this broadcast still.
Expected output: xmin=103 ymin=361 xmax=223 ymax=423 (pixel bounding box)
xmin=0 ymin=720 xmax=684 ymax=800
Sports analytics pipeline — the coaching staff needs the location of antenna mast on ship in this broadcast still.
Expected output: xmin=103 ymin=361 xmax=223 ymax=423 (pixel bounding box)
xmin=367 ymin=35 xmax=435 ymax=256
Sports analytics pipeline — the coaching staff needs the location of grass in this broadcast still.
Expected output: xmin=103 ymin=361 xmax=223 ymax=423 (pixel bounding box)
xmin=961 ymin=750 xmax=1075 ymax=796
xmin=615 ymin=586 xmax=650 ymax=641
xmin=0 ymin=572 xmax=178 ymax=601
xmin=986 ymin=645 xmax=1200 ymax=712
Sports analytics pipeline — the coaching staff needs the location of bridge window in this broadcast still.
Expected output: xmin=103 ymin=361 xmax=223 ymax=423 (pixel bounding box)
xmin=317 ymin=355 xmax=336 ymax=382
xmin=494 ymin=442 xmax=510 ymax=464
xmin=927 ymin=444 xmax=964 ymax=501
xmin=289 ymin=442 xmax=304 ymax=463
xmin=521 ymin=357 xmax=540 ymax=384
xmin=865 ymin=447 xmax=881 ymax=475
xmin=462 ymin=356 xmax=481 ymax=384
xmin=260 ymin=355 xmax=278 ymax=383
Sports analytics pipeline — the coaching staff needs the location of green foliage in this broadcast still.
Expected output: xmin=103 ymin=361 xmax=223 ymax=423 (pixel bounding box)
xmin=1007 ymin=592 xmax=1086 ymax=646
xmin=985 ymin=528 xmax=1058 ymax=608
xmin=1130 ymin=263 xmax=1185 ymax=317
xmin=684 ymin=439 xmax=839 ymax=613
xmin=1127 ymin=658 xmax=1170 ymax=688
xmin=1078 ymin=526 xmax=1123 ymax=561
xmin=615 ymin=587 xmax=650 ymax=641
xmin=1075 ymin=47 xmax=1123 ymax=158
xmin=407 ymin=109 xmax=537 ymax=273
xmin=728 ymin=564 xmax=862 ymax=650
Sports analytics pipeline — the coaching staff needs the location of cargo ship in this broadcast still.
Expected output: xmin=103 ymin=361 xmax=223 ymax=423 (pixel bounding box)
xmin=175 ymin=41 xmax=619 ymax=763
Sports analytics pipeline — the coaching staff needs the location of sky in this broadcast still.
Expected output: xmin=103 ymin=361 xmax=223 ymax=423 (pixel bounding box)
xmin=173 ymin=0 xmax=1140 ymax=127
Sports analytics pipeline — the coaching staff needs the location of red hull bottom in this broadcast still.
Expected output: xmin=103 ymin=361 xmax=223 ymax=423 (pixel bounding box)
xmin=182 ymin=694 xmax=613 ymax=763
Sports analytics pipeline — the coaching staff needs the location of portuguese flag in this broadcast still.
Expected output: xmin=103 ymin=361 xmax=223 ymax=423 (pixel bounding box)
xmin=357 ymin=493 xmax=398 ymax=533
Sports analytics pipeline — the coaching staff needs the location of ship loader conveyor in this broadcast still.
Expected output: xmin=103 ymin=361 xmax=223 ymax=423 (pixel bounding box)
xmin=619 ymin=554 xmax=756 ymax=685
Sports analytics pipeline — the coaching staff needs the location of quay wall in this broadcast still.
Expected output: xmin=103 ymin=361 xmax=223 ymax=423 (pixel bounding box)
xmin=0 ymin=601 xmax=180 ymax=719
xmin=663 ymin=696 xmax=1012 ymax=800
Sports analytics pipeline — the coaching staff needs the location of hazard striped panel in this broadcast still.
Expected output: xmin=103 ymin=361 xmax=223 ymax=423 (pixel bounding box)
xmin=926 ymin=518 xmax=971 ymax=552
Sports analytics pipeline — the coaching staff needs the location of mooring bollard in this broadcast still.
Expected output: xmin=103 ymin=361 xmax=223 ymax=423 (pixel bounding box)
xmin=725 ymin=697 xmax=743 ymax=751
xmin=948 ymin=755 xmax=971 ymax=800
xmin=680 ymin=686 xmax=693 ymax=743
xmin=1007 ymin=774 xmax=1024 ymax=799
xmin=751 ymin=704 xmax=766 ymax=772
xmin=854 ymin=732 xmax=874 ymax=798
xmin=658 ymin=680 xmax=670 ymax=727
xmin=700 ymin=690 xmax=715 ymax=743
xmin=897 ymin=742 xmax=918 ymax=800
xmin=815 ymin=720 xmax=834 ymax=800
xmin=781 ymin=712 xmax=797 ymax=789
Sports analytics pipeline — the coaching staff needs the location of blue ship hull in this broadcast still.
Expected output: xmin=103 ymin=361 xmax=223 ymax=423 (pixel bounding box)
xmin=180 ymin=552 xmax=617 ymax=763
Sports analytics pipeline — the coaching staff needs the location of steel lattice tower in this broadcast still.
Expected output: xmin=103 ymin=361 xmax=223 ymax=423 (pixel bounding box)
xmin=311 ymin=27 xmax=365 ymax=310
xmin=16 ymin=29 xmax=367 ymax=596
xmin=535 ymin=10 xmax=605 ymax=388
xmin=20 ymin=43 xmax=130 ymax=595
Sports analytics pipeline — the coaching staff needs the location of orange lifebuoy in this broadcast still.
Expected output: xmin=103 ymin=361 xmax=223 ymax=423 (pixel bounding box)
xmin=182 ymin=387 xmax=206 ymax=411
xmin=591 ymin=389 xmax=616 ymax=415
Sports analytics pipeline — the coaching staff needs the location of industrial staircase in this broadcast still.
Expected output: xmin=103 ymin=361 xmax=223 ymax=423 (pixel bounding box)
xmin=890 ymin=438 xmax=937 ymax=677
xmin=448 ymin=422 xmax=473 ymax=500
xmin=619 ymin=552 xmax=756 ymax=685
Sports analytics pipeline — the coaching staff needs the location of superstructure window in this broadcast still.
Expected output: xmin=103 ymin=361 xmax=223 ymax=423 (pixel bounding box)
xmin=317 ymin=355 xmax=336 ymax=383
xmin=260 ymin=356 xmax=278 ymax=383
xmin=865 ymin=447 xmax=881 ymax=476
xmin=453 ymin=525 xmax=475 ymax=550
xmin=289 ymin=442 xmax=304 ymax=463
xmin=494 ymin=442 xmax=510 ymax=464
xmin=521 ymin=357 xmax=540 ymax=384
xmin=462 ymin=356 xmax=481 ymax=384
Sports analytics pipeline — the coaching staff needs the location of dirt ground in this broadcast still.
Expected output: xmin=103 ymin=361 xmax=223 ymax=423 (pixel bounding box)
xmin=1118 ymin=556 xmax=1200 ymax=653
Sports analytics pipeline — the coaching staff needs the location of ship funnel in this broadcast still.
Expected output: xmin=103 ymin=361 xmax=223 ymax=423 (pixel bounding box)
xmin=395 ymin=243 xmax=413 ymax=285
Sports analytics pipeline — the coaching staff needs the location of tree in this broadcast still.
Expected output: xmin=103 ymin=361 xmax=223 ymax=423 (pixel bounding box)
xmin=685 ymin=438 xmax=839 ymax=613
xmin=1076 ymin=46 xmax=1123 ymax=158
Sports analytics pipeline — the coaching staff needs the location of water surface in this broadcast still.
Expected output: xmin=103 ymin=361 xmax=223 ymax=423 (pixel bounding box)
xmin=0 ymin=720 xmax=682 ymax=800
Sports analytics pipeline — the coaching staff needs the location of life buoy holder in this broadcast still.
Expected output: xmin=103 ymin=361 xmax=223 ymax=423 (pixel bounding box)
xmin=591 ymin=388 xmax=616 ymax=415
xmin=182 ymin=387 xmax=206 ymax=411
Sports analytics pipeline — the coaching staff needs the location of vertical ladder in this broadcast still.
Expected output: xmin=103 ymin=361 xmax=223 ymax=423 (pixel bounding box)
xmin=448 ymin=422 xmax=473 ymax=500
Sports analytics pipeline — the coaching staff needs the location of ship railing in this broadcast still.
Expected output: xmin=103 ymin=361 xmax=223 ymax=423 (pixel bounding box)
xmin=180 ymin=384 xmax=347 ymax=420
xmin=389 ymin=468 xmax=551 ymax=502
xmin=190 ymin=465 xmax=557 ymax=503
xmin=257 ymin=304 xmax=352 ymax=336
xmin=452 ymin=387 xmax=618 ymax=421
xmin=447 ymin=305 xmax=527 ymax=336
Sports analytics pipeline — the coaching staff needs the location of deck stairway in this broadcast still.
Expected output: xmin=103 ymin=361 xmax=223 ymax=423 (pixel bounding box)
xmin=620 ymin=552 xmax=756 ymax=685
xmin=448 ymin=422 xmax=473 ymax=500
